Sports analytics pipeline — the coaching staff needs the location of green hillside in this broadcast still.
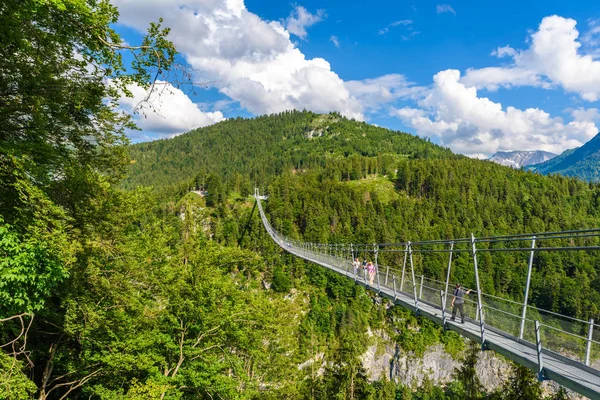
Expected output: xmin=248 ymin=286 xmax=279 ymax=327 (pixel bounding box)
xmin=124 ymin=110 xmax=456 ymax=193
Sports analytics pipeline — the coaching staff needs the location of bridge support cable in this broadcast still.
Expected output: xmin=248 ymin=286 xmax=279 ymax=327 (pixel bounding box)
xmin=471 ymin=234 xmax=486 ymax=347
xmin=254 ymin=190 xmax=600 ymax=399
xmin=520 ymin=236 xmax=536 ymax=340
xmin=443 ymin=241 xmax=454 ymax=327
xmin=408 ymin=242 xmax=419 ymax=314
xmin=374 ymin=244 xmax=381 ymax=293
xmin=535 ymin=320 xmax=545 ymax=381
xmin=400 ymin=244 xmax=408 ymax=291
xmin=587 ymin=319 xmax=595 ymax=367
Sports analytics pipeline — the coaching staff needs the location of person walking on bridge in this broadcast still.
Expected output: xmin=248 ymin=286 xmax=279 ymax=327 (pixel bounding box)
xmin=367 ymin=261 xmax=376 ymax=285
xmin=451 ymin=283 xmax=471 ymax=323
xmin=353 ymin=258 xmax=361 ymax=274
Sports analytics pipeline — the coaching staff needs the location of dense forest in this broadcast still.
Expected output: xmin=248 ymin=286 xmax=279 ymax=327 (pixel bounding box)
xmin=0 ymin=0 xmax=596 ymax=399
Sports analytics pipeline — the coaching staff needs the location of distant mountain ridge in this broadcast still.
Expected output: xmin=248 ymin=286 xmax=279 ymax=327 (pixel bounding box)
xmin=527 ymin=132 xmax=600 ymax=182
xmin=489 ymin=150 xmax=556 ymax=168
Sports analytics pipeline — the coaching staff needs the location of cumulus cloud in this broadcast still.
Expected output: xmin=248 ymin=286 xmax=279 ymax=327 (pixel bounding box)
xmin=118 ymin=81 xmax=225 ymax=138
xmin=571 ymin=107 xmax=600 ymax=122
xmin=463 ymin=16 xmax=600 ymax=101
xmin=394 ymin=69 xmax=598 ymax=156
xmin=436 ymin=4 xmax=456 ymax=15
xmin=285 ymin=5 xmax=325 ymax=39
xmin=460 ymin=66 xmax=547 ymax=91
xmin=345 ymin=74 xmax=424 ymax=111
xmin=491 ymin=45 xmax=517 ymax=58
xmin=113 ymin=0 xmax=363 ymax=120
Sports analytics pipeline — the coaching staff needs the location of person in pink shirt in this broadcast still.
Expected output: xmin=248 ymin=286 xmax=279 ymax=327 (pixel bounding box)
xmin=367 ymin=262 xmax=376 ymax=285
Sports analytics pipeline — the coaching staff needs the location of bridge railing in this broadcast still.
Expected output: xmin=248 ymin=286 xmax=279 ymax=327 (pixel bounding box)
xmin=254 ymin=191 xmax=600 ymax=370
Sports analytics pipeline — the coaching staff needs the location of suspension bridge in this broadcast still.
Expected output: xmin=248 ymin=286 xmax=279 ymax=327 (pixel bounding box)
xmin=254 ymin=189 xmax=600 ymax=399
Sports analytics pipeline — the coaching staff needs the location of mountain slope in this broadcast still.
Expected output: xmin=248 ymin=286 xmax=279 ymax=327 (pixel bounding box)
xmin=489 ymin=150 xmax=556 ymax=168
xmin=124 ymin=111 xmax=457 ymax=191
xmin=528 ymin=132 xmax=600 ymax=181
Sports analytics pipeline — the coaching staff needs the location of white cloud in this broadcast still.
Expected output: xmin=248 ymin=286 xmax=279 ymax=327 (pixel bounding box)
xmin=436 ymin=4 xmax=456 ymax=15
xmin=491 ymin=45 xmax=517 ymax=58
xmin=463 ymin=16 xmax=600 ymax=101
xmin=118 ymin=81 xmax=225 ymax=138
xmin=571 ymin=107 xmax=600 ymax=122
xmin=330 ymin=35 xmax=339 ymax=48
xmin=285 ymin=5 xmax=325 ymax=40
xmin=378 ymin=19 xmax=412 ymax=35
xmin=345 ymin=74 xmax=424 ymax=111
xmin=469 ymin=153 xmax=490 ymax=160
xmin=394 ymin=69 xmax=598 ymax=156
xmin=113 ymin=0 xmax=363 ymax=120
xmin=461 ymin=66 xmax=547 ymax=91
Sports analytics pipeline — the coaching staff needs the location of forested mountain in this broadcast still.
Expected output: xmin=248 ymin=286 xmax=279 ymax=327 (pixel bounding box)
xmin=124 ymin=111 xmax=456 ymax=193
xmin=528 ymin=132 xmax=600 ymax=181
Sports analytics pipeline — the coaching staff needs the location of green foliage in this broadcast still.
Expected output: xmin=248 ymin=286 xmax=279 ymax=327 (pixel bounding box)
xmin=0 ymin=219 xmax=67 ymax=314
xmin=371 ymin=377 xmax=396 ymax=400
xmin=0 ymin=0 xmax=176 ymax=318
xmin=499 ymin=363 xmax=542 ymax=400
xmin=0 ymin=157 xmax=77 ymax=316
xmin=1 ymin=0 xmax=176 ymax=227
xmin=0 ymin=352 xmax=37 ymax=400
xmin=453 ymin=342 xmax=484 ymax=399
xmin=344 ymin=175 xmax=400 ymax=204
xmin=388 ymin=307 xmax=442 ymax=358
xmin=439 ymin=331 xmax=465 ymax=359
xmin=117 ymin=110 xmax=600 ymax=398
xmin=272 ymin=266 xmax=293 ymax=293
xmin=18 ymin=188 xmax=305 ymax=399
xmin=412 ymin=377 xmax=448 ymax=400
xmin=548 ymin=387 xmax=571 ymax=400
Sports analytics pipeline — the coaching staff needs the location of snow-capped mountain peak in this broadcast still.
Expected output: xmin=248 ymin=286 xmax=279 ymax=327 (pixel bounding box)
xmin=489 ymin=150 xmax=557 ymax=168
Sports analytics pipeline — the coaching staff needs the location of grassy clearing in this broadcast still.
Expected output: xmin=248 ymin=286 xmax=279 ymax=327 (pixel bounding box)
xmin=344 ymin=175 xmax=399 ymax=204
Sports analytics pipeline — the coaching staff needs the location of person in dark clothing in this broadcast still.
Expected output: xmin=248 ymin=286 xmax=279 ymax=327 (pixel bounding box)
xmin=451 ymin=283 xmax=472 ymax=323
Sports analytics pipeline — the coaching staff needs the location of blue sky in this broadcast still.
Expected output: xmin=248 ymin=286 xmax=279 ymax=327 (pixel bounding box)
xmin=113 ymin=0 xmax=600 ymax=157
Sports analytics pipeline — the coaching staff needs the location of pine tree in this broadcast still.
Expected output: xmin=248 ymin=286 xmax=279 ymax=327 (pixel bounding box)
xmin=453 ymin=341 xmax=484 ymax=399
xmin=501 ymin=363 xmax=542 ymax=400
